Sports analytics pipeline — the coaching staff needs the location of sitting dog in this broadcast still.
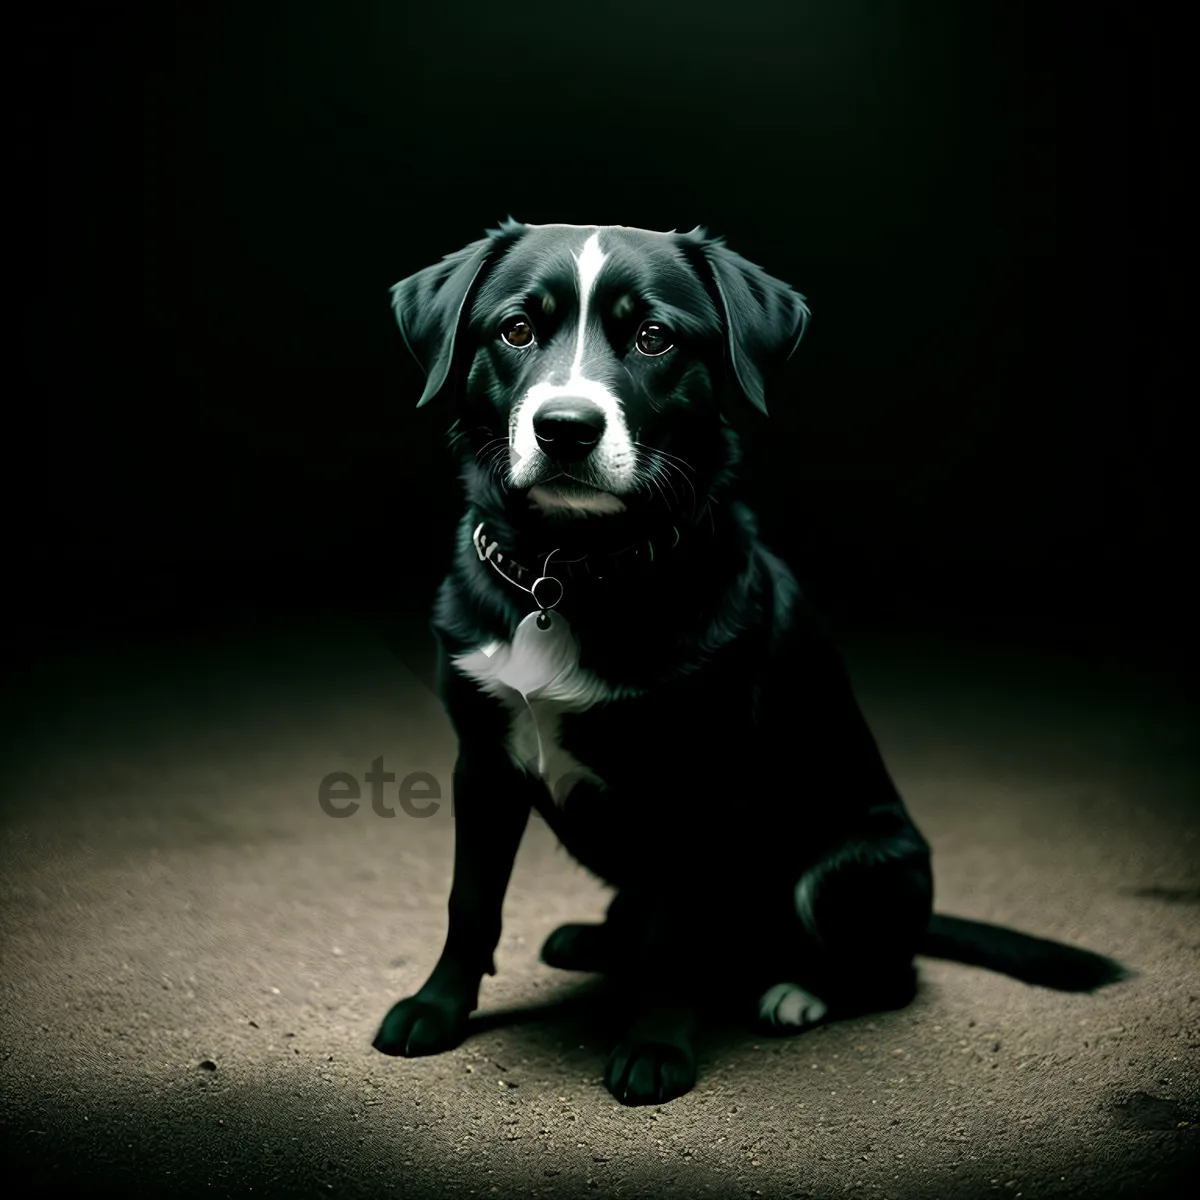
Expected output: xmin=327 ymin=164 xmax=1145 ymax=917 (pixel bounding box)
xmin=373 ymin=220 xmax=1127 ymax=1106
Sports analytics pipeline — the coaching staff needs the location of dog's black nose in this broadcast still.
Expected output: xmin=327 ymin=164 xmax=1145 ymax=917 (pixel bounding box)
xmin=533 ymin=397 xmax=606 ymax=463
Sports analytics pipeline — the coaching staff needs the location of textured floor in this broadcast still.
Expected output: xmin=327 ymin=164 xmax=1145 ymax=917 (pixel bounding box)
xmin=1 ymin=617 xmax=1197 ymax=1198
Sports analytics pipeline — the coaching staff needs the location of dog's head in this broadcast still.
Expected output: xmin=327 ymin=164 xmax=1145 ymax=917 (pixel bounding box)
xmin=392 ymin=220 xmax=809 ymax=529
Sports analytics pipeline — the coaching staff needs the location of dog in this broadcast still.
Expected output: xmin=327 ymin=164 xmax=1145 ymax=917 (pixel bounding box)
xmin=372 ymin=220 xmax=1128 ymax=1106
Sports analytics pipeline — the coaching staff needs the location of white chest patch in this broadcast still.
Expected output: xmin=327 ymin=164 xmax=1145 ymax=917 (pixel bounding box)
xmin=452 ymin=618 xmax=637 ymax=805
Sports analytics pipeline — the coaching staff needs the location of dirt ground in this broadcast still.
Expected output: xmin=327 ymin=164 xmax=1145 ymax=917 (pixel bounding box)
xmin=1 ymin=617 xmax=1197 ymax=1198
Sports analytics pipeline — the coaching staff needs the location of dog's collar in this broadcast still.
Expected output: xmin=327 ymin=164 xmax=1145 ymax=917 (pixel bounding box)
xmin=471 ymin=520 xmax=680 ymax=609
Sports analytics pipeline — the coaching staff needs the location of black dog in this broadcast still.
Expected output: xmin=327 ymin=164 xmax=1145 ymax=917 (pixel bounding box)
xmin=373 ymin=220 xmax=1127 ymax=1106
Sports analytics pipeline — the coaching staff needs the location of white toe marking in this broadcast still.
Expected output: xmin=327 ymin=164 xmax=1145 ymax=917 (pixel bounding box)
xmin=758 ymin=982 xmax=829 ymax=1028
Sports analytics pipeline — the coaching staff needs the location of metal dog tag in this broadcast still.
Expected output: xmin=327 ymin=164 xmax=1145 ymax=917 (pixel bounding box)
xmin=498 ymin=609 xmax=580 ymax=699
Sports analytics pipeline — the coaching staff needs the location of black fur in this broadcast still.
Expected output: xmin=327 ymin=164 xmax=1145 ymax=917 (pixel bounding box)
xmin=373 ymin=220 xmax=1129 ymax=1106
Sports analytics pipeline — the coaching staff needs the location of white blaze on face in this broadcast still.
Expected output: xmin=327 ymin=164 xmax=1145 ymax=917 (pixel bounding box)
xmin=509 ymin=231 xmax=636 ymax=494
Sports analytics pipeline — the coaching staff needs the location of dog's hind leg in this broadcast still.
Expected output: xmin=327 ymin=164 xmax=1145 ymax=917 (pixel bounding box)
xmin=540 ymin=888 xmax=643 ymax=973
xmin=755 ymin=831 xmax=933 ymax=1032
xmin=540 ymin=923 xmax=614 ymax=972
xmin=756 ymin=980 xmax=830 ymax=1031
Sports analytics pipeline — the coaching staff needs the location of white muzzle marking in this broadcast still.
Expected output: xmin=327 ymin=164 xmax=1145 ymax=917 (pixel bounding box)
xmin=509 ymin=232 xmax=636 ymax=494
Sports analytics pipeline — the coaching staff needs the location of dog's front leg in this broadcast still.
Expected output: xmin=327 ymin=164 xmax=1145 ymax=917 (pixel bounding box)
xmin=373 ymin=749 xmax=530 ymax=1057
xmin=605 ymin=987 xmax=700 ymax=1107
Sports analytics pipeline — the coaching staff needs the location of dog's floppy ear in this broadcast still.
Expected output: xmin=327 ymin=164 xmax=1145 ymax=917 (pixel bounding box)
xmin=679 ymin=227 xmax=810 ymax=417
xmin=391 ymin=218 xmax=526 ymax=407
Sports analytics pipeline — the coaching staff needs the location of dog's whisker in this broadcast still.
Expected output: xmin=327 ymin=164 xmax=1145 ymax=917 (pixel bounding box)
xmin=665 ymin=461 xmax=698 ymax=516
xmin=637 ymin=442 xmax=698 ymax=478
xmin=648 ymin=471 xmax=669 ymax=512
xmin=475 ymin=436 xmax=507 ymax=464
xmin=639 ymin=450 xmax=697 ymax=518
xmin=631 ymin=460 xmax=671 ymax=512
xmin=655 ymin=463 xmax=682 ymax=512
xmin=475 ymin=437 xmax=515 ymax=483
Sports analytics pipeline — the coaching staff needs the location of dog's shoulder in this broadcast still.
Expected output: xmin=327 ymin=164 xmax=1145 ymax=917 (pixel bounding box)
xmin=753 ymin=541 xmax=802 ymax=646
xmin=748 ymin=539 xmax=861 ymax=701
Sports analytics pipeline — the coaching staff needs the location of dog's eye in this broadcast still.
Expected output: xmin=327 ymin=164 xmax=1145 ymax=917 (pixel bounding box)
xmin=635 ymin=321 xmax=673 ymax=357
xmin=500 ymin=316 xmax=535 ymax=348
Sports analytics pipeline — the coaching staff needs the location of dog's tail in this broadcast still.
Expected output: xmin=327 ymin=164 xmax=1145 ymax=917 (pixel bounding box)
xmin=920 ymin=913 xmax=1133 ymax=992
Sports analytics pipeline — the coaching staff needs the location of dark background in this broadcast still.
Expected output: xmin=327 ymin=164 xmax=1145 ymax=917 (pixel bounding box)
xmin=7 ymin=8 xmax=1198 ymax=1198
xmin=14 ymin=0 xmax=1189 ymax=666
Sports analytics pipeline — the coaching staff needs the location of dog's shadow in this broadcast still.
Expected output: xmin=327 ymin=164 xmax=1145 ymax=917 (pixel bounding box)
xmin=464 ymin=977 xmax=619 ymax=1052
xmin=460 ymin=974 xmax=868 ymax=1072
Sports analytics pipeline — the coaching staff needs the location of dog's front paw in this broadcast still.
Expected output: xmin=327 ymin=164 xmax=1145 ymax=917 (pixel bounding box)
xmin=372 ymin=992 xmax=471 ymax=1057
xmin=604 ymin=1039 xmax=697 ymax=1106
